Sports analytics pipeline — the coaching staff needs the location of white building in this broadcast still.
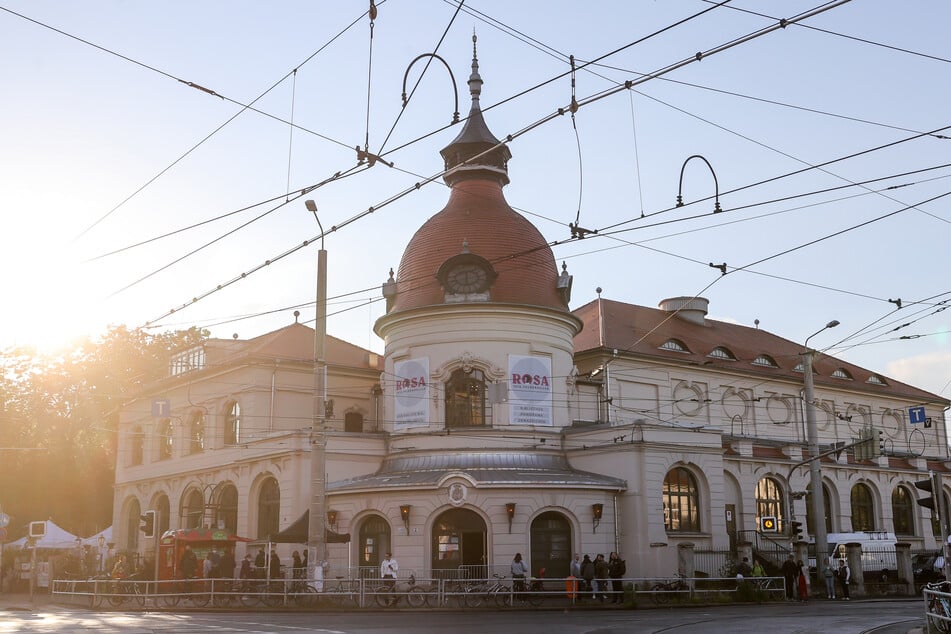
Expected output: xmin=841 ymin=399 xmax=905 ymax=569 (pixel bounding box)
xmin=113 ymin=45 xmax=950 ymax=581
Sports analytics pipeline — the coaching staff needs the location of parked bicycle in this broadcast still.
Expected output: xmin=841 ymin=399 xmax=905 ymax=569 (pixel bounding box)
xmin=926 ymin=580 xmax=951 ymax=632
xmin=650 ymin=573 xmax=690 ymax=605
xmin=320 ymin=576 xmax=359 ymax=608
xmin=108 ymin=573 xmax=146 ymax=607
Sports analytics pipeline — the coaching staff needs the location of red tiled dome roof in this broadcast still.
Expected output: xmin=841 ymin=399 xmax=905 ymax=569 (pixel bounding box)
xmin=390 ymin=178 xmax=565 ymax=313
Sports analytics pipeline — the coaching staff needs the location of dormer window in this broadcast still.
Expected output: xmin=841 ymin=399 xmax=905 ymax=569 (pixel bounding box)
xmin=752 ymin=355 xmax=779 ymax=368
xmin=832 ymin=368 xmax=853 ymax=380
xmin=867 ymin=375 xmax=887 ymax=386
xmin=170 ymin=346 xmax=205 ymax=376
xmin=708 ymin=347 xmax=736 ymax=361
xmin=660 ymin=339 xmax=689 ymax=353
xmin=436 ymin=248 xmax=497 ymax=303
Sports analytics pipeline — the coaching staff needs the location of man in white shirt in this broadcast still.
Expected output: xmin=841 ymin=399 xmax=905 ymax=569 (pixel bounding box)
xmin=380 ymin=552 xmax=399 ymax=606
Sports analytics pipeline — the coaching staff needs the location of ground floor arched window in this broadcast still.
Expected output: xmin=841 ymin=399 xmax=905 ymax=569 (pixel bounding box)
xmin=431 ymin=508 xmax=487 ymax=578
xmin=755 ymin=476 xmax=785 ymax=529
xmin=257 ymin=478 xmax=280 ymax=539
xmin=664 ymin=467 xmax=701 ymax=532
xmin=126 ymin=498 xmax=141 ymax=552
xmin=806 ymin=483 xmax=833 ymax=534
xmin=181 ymin=489 xmax=204 ymax=529
xmin=850 ymin=483 xmax=874 ymax=531
xmin=155 ymin=494 xmax=170 ymax=536
xmin=530 ymin=511 xmax=571 ymax=578
xmin=216 ymin=484 xmax=239 ymax=534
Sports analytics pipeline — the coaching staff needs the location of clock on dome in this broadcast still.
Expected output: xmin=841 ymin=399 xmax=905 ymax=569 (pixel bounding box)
xmin=436 ymin=247 xmax=497 ymax=302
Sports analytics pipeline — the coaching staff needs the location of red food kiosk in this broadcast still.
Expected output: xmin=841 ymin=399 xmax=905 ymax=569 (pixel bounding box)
xmin=157 ymin=528 xmax=250 ymax=581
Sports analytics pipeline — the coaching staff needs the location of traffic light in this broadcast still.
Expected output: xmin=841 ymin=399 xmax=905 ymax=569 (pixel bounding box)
xmin=878 ymin=429 xmax=886 ymax=456
xmin=916 ymin=474 xmax=939 ymax=511
xmin=790 ymin=520 xmax=804 ymax=541
xmin=139 ymin=510 xmax=156 ymax=538
xmin=759 ymin=516 xmax=778 ymax=532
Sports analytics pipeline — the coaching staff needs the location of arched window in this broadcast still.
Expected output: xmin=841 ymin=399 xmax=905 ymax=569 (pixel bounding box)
xmin=445 ymin=368 xmax=489 ymax=428
xmin=663 ymin=467 xmax=701 ymax=532
xmin=155 ymin=494 xmax=170 ymax=536
xmin=126 ymin=498 xmax=140 ymax=552
xmin=181 ymin=489 xmax=204 ymax=529
xmin=257 ymin=478 xmax=280 ymax=539
xmin=157 ymin=419 xmax=173 ymax=460
xmin=530 ymin=511 xmax=572 ymax=577
xmin=224 ymin=402 xmax=241 ymax=445
xmin=359 ymin=515 xmax=392 ymax=576
xmin=129 ymin=426 xmax=144 ymax=466
xmin=892 ymin=486 xmax=914 ymax=536
xmin=217 ymin=484 xmax=239 ymax=534
xmin=188 ymin=411 xmax=205 ymax=454
xmin=851 ymin=483 xmax=874 ymax=531
xmin=755 ymin=477 xmax=785 ymax=528
xmin=806 ymin=483 xmax=833 ymax=534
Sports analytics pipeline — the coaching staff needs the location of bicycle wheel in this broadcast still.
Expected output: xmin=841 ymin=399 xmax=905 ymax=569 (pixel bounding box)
xmin=374 ymin=583 xmax=394 ymax=607
xmin=491 ymin=585 xmax=512 ymax=607
xmin=293 ymin=584 xmax=318 ymax=607
xmin=239 ymin=586 xmax=260 ymax=608
xmin=930 ymin=598 xmax=951 ymax=633
xmin=162 ymin=590 xmax=182 ymax=608
xmin=190 ymin=590 xmax=210 ymax=608
xmin=107 ymin=588 xmax=125 ymax=607
xmin=133 ymin=586 xmax=146 ymax=607
xmin=406 ymin=586 xmax=427 ymax=607
xmin=464 ymin=585 xmax=486 ymax=608
xmin=650 ymin=583 xmax=670 ymax=606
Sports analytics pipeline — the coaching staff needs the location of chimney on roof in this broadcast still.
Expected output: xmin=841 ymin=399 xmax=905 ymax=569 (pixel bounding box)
xmin=659 ymin=296 xmax=709 ymax=326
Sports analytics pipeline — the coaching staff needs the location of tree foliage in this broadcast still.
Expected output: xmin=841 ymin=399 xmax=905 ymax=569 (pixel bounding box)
xmin=0 ymin=326 xmax=207 ymax=539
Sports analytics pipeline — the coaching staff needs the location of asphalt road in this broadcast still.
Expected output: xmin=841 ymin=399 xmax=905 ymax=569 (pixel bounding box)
xmin=0 ymin=599 xmax=929 ymax=633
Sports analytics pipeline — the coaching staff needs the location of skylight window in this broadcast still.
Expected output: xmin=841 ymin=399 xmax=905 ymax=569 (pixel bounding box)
xmin=660 ymin=339 xmax=689 ymax=353
xmin=708 ymin=347 xmax=736 ymax=360
xmin=752 ymin=355 xmax=778 ymax=368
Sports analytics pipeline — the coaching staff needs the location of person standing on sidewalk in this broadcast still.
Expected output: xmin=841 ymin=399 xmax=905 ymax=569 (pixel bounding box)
xmin=781 ymin=554 xmax=799 ymax=600
xmin=837 ymin=559 xmax=850 ymax=600
xmin=608 ymin=552 xmax=626 ymax=604
xmin=822 ymin=557 xmax=836 ymax=599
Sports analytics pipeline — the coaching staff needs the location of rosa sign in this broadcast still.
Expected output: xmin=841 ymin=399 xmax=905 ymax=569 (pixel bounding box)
xmin=509 ymin=355 xmax=553 ymax=426
xmin=394 ymin=357 xmax=429 ymax=428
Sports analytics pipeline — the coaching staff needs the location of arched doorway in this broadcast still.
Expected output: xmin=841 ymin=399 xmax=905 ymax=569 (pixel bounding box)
xmin=431 ymin=508 xmax=487 ymax=578
xmin=358 ymin=515 xmax=391 ymax=577
xmin=530 ymin=511 xmax=571 ymax=578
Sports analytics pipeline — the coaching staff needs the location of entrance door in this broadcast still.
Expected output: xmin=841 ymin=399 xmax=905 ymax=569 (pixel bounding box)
xmin=432 ymin=508 xmax=487 ymax=579
xmin=530 ymin=511 xmax=571 ymax=578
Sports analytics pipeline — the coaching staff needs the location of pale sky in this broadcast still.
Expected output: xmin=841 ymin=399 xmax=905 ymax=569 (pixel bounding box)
xmin=2 ymin=1 xmax=949 ymax=400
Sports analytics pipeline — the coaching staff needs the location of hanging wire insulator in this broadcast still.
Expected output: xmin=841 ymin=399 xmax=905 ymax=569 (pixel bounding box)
xmin=369 ymin=0 xmax=377 ymax=21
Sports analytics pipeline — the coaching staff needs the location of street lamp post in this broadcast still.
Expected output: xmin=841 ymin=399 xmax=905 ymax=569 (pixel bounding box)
xmin=802 ymin=319 xmax=839 ymax=573
xmin=305 ymin=199 xmax=327 ymax=584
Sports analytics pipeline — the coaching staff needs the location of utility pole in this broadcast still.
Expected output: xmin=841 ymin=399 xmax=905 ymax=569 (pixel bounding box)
xmin=305 ymin=199 xmax=327 ymax=584
xmin=801 ymin=320 xmax=838 ymax=575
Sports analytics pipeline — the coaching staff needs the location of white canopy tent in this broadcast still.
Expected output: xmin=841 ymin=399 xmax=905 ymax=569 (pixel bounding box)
xmin=7 ymin=520 xmax=81 ymax=550
xmin=81 ymin=526 xmax=113 ymax=547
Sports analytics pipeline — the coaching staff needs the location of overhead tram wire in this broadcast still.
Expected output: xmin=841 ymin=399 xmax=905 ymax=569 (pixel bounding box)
xmin=702 ymin=0 xmax=951 ymax=66
xmin=142 ymin=0 xmax=853 ymax=328
xmin=106 ymin=165 xmax=368 ymax=298
xmin=0 ymin=4 xmax=372 ymax=242
xmin=598 ymin=122 xmax=951 ymax=235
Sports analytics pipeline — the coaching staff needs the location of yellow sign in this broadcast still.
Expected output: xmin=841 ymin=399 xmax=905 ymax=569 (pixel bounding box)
xmin=760 ymin=516 xmax=777 ymax=532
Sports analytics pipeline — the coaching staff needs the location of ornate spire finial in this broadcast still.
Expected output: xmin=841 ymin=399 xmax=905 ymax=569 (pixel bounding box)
xmin=469 ymin=31 xmax=482 ymax=101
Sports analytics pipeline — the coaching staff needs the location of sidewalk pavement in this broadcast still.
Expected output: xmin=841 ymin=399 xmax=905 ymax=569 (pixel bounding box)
xmin=0 ymin=590 xmax=55 ymax=611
